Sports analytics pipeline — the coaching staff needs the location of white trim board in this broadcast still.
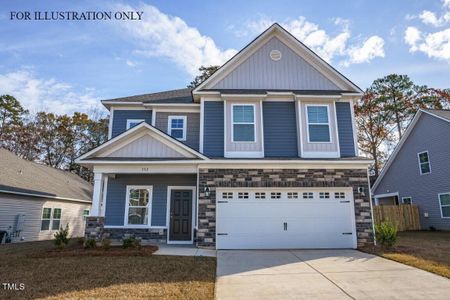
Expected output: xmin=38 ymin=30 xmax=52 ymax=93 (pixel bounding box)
xmin=0 ymin=189 xmax=92 ymax=204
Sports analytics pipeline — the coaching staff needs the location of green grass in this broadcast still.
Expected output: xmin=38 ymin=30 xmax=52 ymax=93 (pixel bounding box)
xmin=0 ymin=239 xmax=216 ymax=300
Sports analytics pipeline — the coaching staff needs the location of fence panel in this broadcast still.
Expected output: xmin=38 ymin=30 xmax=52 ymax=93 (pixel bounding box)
xmin=373 ymin=205 xmax=421 ymax=231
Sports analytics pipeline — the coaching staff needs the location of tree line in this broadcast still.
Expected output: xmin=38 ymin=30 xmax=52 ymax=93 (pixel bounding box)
xmin=1 ymin=69 xmax=449 ymax=184
xmin=0 ymin=95 xmax=108 ymax=182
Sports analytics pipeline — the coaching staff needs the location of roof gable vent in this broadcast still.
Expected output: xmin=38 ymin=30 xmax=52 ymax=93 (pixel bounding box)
xmin=270 ymin=49 xmax=282 ymax=61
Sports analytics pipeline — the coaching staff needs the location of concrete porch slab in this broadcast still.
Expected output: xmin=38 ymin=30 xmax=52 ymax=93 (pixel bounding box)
xmin=154 ymin=244 xmax=217 ymax=257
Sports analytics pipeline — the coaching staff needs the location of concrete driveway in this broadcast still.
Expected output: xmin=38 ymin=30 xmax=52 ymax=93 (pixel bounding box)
xmin=216 ymin=249 xmax=450 ymax=299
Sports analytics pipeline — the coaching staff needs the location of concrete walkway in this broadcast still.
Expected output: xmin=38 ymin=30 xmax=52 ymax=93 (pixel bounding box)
xmin=216 ymin=249 xmax=450 ymax=299
xmin=154 ymin=244 xmax=216 ymax=257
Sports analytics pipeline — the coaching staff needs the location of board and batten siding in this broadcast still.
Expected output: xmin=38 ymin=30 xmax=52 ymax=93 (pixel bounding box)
xmin=104 ymin=134 xmax=191 ymax=158
xmin=374 ymin=113 xmax=450 ymax=230
xmin=203 ymin=101 xmax=224 ymax=157
xmin=155 ymin=112 xmax=200 ymax=151
xmin=263 ymin=101 xmax=298 ymax=157
xmin=105 ymin=174 xmax=197 ymax=227
xmin=0 ymin=193 xmax=90 ymax=243
xmin=111 ymin=110 xmax=152 ymax=138
xmin=300 ymin=101 xmax=339 ymax=155
xmin=225 ymin=100 xmax=263 ymax=154
xmin=335 ymin=102 xmax=356 ymax=157
xmin=212 ymin=37 xmax=339 ymax=90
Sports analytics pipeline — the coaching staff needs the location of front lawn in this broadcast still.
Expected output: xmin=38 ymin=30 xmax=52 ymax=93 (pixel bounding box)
xmin=0 ymin=239 xmax=216 ymax=300
xmin=361 ymin=231 xmax=450 ymax=278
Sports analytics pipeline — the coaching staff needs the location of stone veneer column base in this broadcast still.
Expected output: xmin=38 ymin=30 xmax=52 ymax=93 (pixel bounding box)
xmin=197 ymin=168 xmax=374 ymax=249
xmin=84 ymin=217 xmax=167 ymax=243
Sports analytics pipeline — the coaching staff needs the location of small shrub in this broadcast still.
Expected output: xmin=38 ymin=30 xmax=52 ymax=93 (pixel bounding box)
xmin=54 ymin=224 xmax=70 ymax=249
xmin=122 ymin=237 xmax=141 ymax=249
xmin=84 ymin=238 xmax=97 ymax=249
xmin=375 ymin=221 xmax=398 ymax=248
xmin=78 ymin=237 xmax=85 ymax=246
xmin=101 ymin=238 xmax=111 ymax=250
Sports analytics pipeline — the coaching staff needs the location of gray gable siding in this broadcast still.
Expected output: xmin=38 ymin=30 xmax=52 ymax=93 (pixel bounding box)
xmin=154 ymin=112 xmax=200 ymax=151
xmin=105 ymin=174 xmax=196 ymax=227
xmin=263 ymin=102 xmax=298 ymax=157
xmin=335 ymin=102 xmax=356 ymax=157
xmin=203 ymin=101 xmax=224 ymax=157
xmin=374 ymin=113 xmax=450 ymax=230
xmin=212 ymin=37 xmax=339 ymax=90
xmin=111 ymin=110 xmax=152 ymax=138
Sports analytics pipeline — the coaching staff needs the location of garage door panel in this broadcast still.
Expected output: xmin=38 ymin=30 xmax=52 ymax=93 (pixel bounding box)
xmin=216 ymin=188 xmax=356 ymax=249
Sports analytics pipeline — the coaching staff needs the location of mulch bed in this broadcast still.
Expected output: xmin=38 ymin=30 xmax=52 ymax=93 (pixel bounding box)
xmin=29 ymin=244 xmax=159 ymax=258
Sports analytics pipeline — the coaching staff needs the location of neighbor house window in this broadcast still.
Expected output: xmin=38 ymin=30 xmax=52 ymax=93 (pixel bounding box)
xmin=303 ymin=192 xmax=313 ymax=199
xmin=232 ymin=105 xmax=255 ymax=142
xmin=52 ymin=208 xmax=62 ymax=230
xmin=126 ymin=119 xmax=145 ymax=129
xmin=41 ymin=208 xmax=52 ymax=231
xmin=168 ymin=116 xmax=187 ymax=141
xmin=126 ymin=186 xmax=151 ymax=225
xmin=418 ymin=151 xmax=431 ymax=175
xmin=83 ymin=209 xmax=90 ymax=219
xmin=307 ymin=105 xmax=331 ymax=142
xmin=439 ymin=193 xmax=450 ymax=218
xmin=402 ymin=197 xmax=412 ymax=205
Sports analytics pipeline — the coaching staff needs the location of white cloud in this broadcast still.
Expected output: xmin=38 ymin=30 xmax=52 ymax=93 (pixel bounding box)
xmin=115 ymin=3 xmax=237 ymax=76
xmin=419 ymin=10 xmax=450 ymax=27
xmin=233 ymin=16 xmax=384 ymax=66
xmin=126 ymin=60 xmax=137 ymax=67
xmin=443 ymin=0 xmax=450 ymax=9
xmin=0 ymin=69 xmax=100 ymax=115
xmin=404 ymin=26 xmax=422 ymax=52
xmin=343 ymin=36 xmax=385 ymax=66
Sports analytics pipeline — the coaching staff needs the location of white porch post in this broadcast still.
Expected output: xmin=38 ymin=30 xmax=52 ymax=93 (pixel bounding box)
xmin=91 ymin=172 xmax=104 ymax=216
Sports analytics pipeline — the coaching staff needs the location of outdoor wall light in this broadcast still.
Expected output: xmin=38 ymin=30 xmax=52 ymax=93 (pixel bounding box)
xmin=204 ymin=187 xmax=210 ymax=197
xmin=358 ymin=187 xmax=366 ymax=196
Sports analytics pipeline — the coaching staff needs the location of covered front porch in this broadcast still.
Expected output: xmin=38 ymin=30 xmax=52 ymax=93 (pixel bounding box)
xmin=88 ymin=170 xmax=198 ymax=245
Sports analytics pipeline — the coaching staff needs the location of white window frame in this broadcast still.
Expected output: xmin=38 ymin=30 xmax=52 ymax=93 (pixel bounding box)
xmin=126 ymin=119 xmax=145 ymax=130
xmin=231 ymin=103 xmax=256 ymax=143
xmin=417 ymin=151 xmax=431 ymax=175
xmin=168 ymin=116 xmax=187 ymax=141
xmin=40 ymin=207 xmax=52 ymax=231
xmin=83 ymin=209 xmax=90 ymax=219
xmin=124 ymin=185 xmax=153 ymax=228
xmin=305 ymin=104 xmax=332 ymax=144
xmin=438 ymin=192 xmax=450 ymax=219
xmin=402 ymin=196 xmax=412 ymax=204
xmin=51 ymin=208 xmax=62 ymax=230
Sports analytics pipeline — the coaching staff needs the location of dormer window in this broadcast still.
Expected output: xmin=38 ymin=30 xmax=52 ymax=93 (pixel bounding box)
xmin=306 ymin=105 xmax=331 ymax=143
xmin=232 ymin=104 xmax=255 ymax=142
xmin=126 ymin=119 xmax=145 ymax=129
xmin=168 ymin=116 xmax=187 ymax=141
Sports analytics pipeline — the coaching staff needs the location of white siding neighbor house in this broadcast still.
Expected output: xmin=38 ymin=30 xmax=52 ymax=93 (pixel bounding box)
xmin=0 ymin=149 xmax=92 ymax=243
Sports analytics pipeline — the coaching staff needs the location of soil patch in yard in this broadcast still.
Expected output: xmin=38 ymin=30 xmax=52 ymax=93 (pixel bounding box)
xmin=0 ymin=239 xmax=216 ymax=300
xmin=361 ymin=230 xmax=450 ymax=279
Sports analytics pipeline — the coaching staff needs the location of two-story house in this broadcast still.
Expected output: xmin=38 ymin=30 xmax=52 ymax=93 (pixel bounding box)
xmin=76 ymin=23 xmax=374 ymax=249
xmin=372 ymin=109 xmax=450 ymax=230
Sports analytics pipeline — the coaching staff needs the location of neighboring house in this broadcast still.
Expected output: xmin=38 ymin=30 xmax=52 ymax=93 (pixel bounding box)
xmin=372 ymin=109 xmax=450 ymax=230
xmin=0 ymin=149 xmax=92 ymax=243
xmin=76 ymin=23 xmax=374 ymax=250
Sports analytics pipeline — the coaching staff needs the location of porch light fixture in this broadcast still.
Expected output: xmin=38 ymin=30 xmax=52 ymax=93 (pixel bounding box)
xmin=358 ymin=187 xmax=365 ymax=196
xmin=204 ymin=187 xmax=210 ymax=197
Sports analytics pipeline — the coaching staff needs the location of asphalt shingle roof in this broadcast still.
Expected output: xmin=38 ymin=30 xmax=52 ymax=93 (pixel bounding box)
xmin=102 ymin=88 xmax=194 ymax=104
xmin=0 ymin=149 xmax=92 ymax=201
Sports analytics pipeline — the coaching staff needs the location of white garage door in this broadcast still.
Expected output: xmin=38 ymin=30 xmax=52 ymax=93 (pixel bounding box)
xmin=216 ymin=188 xmax=356 ymax=249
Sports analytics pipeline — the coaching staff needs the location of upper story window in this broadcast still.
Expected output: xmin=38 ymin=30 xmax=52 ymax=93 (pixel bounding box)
xmin=306 ymin=105 xmax=331 ymax=143
xmin=126 ymin=119 xmax=145 ymax=130
xmin=418 ymin=151 xmax=431 ymax=175
xmin=168 ymin=116 xmax=187 ymax=141
xmin=232 ymin=104 xmax=255 ymax=142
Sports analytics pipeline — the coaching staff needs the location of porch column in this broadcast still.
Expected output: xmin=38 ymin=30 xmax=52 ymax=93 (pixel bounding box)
xmin=91 ymin=172 xmax=104 ymax=216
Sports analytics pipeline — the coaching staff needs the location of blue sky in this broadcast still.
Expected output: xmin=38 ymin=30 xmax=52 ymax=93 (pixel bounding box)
xmin=1 ymin=0 xmax=449 ymax=114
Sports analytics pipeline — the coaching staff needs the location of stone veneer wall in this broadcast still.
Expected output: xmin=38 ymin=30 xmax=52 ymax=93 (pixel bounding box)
xmin=84 ymin=216 xmax=167 ymax=243
xmin=197 ymin=168 xmax=374 ymax=248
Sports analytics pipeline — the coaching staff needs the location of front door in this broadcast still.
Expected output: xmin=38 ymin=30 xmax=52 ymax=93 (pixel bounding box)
xmin=169 ymin=190 xmax=193 ymax=242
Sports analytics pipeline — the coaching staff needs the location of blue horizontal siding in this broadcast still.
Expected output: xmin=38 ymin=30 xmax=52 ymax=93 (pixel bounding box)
xmin=263 ymin=102 xmax=298 ymax=157
xmin=105 ymin=174 xmax=196 ymax=227
xmin=203 ymin=101 xmax=224 ymax=157
xmin=111 ymin=110 xmax=152 ymax=138
xmin=335 ymin=102 xmax=356 ymax=157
